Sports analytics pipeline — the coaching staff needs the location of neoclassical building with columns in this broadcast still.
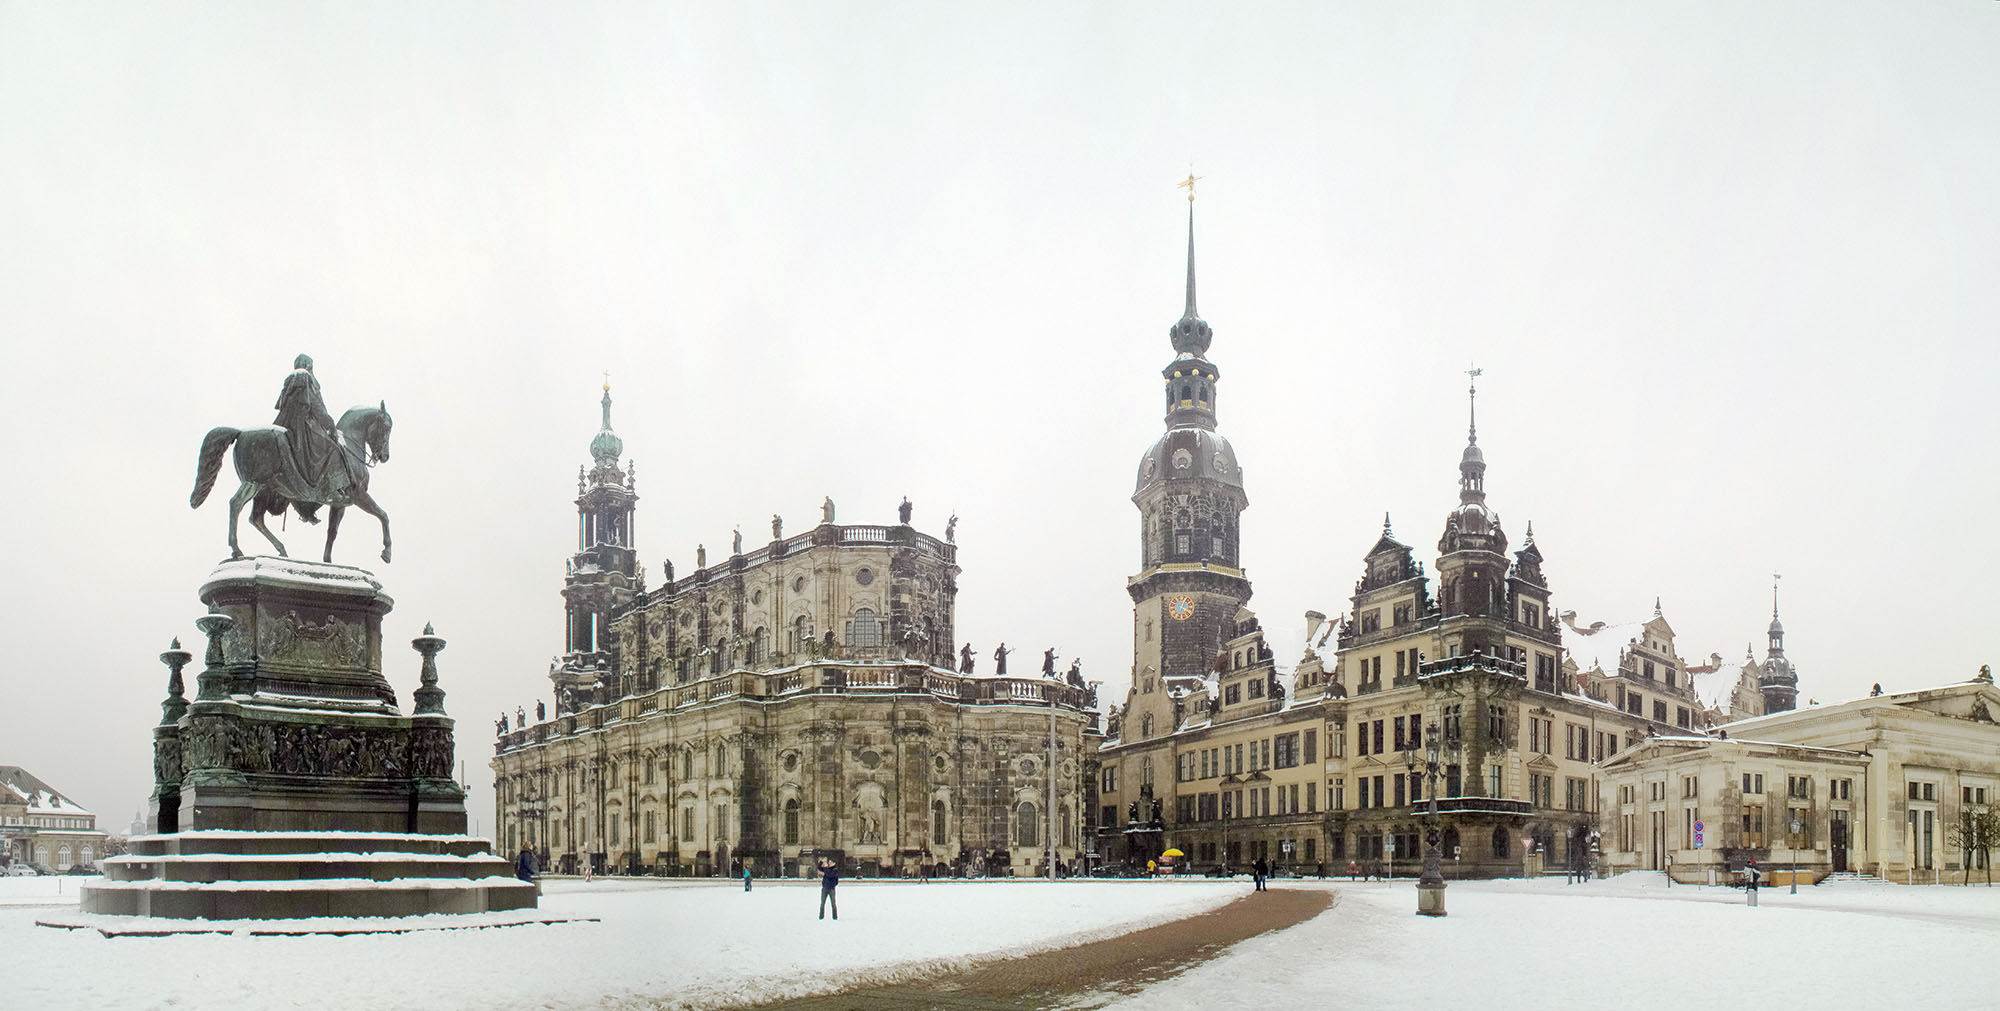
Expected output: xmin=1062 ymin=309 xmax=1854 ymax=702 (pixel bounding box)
xmin=492 ymin=387 xmax=1095 ymax=877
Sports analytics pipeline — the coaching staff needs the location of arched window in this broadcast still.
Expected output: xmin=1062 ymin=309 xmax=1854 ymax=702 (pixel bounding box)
xmin=57 ymin=845 xmax=70 ymax=870
xmin=1140 ymin=714 xmax=1154 ymax=738
xmin=711 ymin=638 xmax=726 ymax=674
xmin=715 ymin=742 xmax=728 ymax=776
xmin=784 ymin=799 xmax=800 ymax=845
xmin=748 ymin=627 xmax=767 ymax=666
xmin=1492 ymin=826 xmax=1509 ymax=859
xmin=682 ymin=749 xmax=694 ymax=779
xmin=932 ymin=799 xmax=947 ymax=841
xmin=1141 ymin=756 xmax=1154 ymax=787
xmin=1015 ymin=802 xmax=1039 ymax=846
xmin=848 ymin=608 xmax=881 ymax=647
xmin=791 ymin=615 xmax=809 ymax=654
xmin=80 ymin=845 xmax=93 ymax=866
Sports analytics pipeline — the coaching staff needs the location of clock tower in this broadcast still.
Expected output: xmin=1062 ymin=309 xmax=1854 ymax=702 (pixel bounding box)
xmin=1127 ymin=199 xmax=1252 ymax=693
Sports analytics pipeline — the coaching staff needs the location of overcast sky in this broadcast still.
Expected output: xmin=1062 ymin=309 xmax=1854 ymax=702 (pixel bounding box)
xmin=3 ymin=3 xmax=1994 ymax=835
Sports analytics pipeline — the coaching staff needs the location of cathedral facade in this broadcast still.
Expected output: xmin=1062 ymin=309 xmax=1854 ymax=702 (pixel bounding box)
xmin=492 ymin=387 xmax=1094 ymax=878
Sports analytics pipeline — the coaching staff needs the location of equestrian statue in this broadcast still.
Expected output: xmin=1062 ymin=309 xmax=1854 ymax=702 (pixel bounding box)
xmin=189 ymin=354 xmax=395 ymax=564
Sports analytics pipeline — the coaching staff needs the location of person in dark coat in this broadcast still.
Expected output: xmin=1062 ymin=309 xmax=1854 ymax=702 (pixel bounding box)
xmin=1252 ymin=856 xmax=1269 ymax=891
xmin=818 ymin=858 xmax=840 ymax=920
xmin=515 ymin=845 xmax=536 ymax=882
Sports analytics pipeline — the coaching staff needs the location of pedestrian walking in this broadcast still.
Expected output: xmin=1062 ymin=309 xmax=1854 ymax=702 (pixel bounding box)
xmin=743 ymin=864 xmax=753 ymax=892
xmin=1745 ymin=859 xmax=1761 ymax=907
xmin=515 ymin=844 xmax=536 ymax=882
xmin=818 ymin=858 xmax=840 ymax=920
xmin=1252 ymin=856 xmax=1268 ymax=892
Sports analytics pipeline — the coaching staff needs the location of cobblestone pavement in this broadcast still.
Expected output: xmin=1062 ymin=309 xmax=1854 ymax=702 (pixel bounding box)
xmin=739 ymin=886 xmax=1335 ymax=1010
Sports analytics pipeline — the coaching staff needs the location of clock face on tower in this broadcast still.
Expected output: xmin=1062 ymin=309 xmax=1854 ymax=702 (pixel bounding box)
xmin=1168 ymin=595 xmax=1195 ymax=621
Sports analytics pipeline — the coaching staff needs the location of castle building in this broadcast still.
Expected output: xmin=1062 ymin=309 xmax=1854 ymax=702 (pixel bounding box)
xmin=1310 ymin=380 xmax=1716 ymax=876
xmin=1093 ymin=244 xmax=1722 ymax=873
xmin=493 ymin=391 xmax=1095 ymax=878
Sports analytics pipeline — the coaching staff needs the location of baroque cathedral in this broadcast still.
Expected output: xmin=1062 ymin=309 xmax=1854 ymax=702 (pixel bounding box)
xmin=492 ymin=384 xmax=1094 ymax=878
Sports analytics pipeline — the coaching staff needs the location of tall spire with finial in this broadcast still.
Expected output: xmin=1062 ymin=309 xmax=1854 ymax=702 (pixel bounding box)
xmin=1168 ymin=170 xmax=1211 ymax=358
xmin=1467 ymin=365 xmax=1482 ymax=445
xmin=1457 ymin=366 xmax=1487 ymax=504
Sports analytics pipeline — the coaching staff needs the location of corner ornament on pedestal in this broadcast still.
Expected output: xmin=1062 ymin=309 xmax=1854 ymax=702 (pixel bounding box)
xmin=188 ymin=353 xmax=396 ymax=565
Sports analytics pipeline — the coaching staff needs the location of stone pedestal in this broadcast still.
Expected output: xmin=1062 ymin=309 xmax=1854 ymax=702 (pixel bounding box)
xmin=171 ymin=557 xmax=465 ymax=835
xmin=80 ymin=557 xmax=533 ymax=925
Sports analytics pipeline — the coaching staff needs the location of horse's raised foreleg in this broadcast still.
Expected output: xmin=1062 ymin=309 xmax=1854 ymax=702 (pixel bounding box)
xmin=324 ymin=505 xmax=344 ymax=564
xmin=352 ymin=489 xmax=392 ymax=564
xmin=234 ymin=483 xmax=286 ymax=558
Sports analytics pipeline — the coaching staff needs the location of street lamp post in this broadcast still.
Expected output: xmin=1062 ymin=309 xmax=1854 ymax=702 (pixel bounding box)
xmin=1416 ymin=725 xmax=1447 ymax=916
xmin=1219 ymin=773 xmax=1239 ymax=874
xmin=1790 ymin=817 xmax=1802 ymax=894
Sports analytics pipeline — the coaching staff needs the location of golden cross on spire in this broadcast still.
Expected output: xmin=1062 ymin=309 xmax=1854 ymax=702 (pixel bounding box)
xmin=1177 ymin=169 xmax=1202 ymax=203
xmin=602 ymin=370 xmax=611 ymax=393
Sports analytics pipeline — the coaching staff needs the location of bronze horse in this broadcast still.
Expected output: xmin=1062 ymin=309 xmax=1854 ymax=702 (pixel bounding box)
xmin=190 ymin=403 xmax=394 ymax=563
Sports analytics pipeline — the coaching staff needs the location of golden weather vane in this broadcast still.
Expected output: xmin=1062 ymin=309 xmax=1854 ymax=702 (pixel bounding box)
xmin=1177 ymin=169 xmax=1202 ymax=203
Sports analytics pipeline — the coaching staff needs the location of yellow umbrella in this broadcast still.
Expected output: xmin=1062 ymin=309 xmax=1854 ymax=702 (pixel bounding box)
xmin=1160 ymin=848 xmax=1186 ymax=858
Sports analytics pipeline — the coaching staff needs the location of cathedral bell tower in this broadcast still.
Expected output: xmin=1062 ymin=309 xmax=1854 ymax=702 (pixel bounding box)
xmin=1128 ymin=191 xmax=1252 ymax=701
xmin=554 ymin=380 xmax=641 ymax=713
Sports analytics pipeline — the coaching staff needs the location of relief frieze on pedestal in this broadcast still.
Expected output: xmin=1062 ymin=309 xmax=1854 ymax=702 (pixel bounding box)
xmin=182 ymin=716 xmax=439 ymax=781
xmin=260 ymin=610 xmax=368 ymax=669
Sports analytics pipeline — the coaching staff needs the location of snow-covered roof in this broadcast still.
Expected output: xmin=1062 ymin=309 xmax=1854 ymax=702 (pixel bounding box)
xmin=0 ymin=766 xmax=93 ymax=817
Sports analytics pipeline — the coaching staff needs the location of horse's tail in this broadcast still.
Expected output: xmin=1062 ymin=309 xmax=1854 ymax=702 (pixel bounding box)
xmin=190 ymin=427 xmax=240 ymax=508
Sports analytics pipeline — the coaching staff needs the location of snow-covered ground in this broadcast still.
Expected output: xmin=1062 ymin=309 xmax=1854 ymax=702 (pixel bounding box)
xmin=0 ymin=875 xmax=1239 ymax=1010
xmin=5 ymin=873 xmax=1997 ymax=1010
xmin=1101 ymin=873 xmax=2000 ymax=1010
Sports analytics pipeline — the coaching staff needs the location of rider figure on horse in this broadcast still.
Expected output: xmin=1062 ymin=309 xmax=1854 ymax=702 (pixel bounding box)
xmin=272 ymin=354 xmax=356 ymax=515
xmin=190 ymin=353 xmax=395 ymax=564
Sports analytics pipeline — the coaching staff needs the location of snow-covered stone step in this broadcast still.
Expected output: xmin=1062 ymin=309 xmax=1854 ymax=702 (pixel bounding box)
xmin=101 ymin=851 xmax=518 ymax=884
xmin=81 ymin=875 xmax=536 ymax=919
